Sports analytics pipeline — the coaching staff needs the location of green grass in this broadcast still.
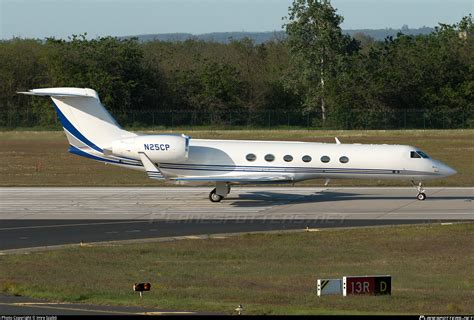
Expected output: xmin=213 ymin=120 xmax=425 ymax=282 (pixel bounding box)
xmin=0 ymin=129 xmax=472 ymax=186
xmin=1 ymin=223 xmax=473 ymax=315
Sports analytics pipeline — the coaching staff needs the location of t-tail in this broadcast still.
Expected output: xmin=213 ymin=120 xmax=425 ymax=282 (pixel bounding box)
xmin=18 ymin=87 xmax=143 ymax=169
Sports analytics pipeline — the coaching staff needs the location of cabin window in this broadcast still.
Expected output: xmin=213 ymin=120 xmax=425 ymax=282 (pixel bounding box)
xmin=339 ymin=156 xmax=349 ymax=164
xmin=410 ymin=151 xmax=421 ymax=158
xmin=283 ymin=155 xmax=293 ymax=162
xmin=302 ymin=155 xmax=312 ymax=163
xmin=246 ymin=153 xmax=256 ymax=162
xmin=321 ymin=156 xmax=330 ymax=163
xmin=265 ymin=154 xmax=275 ymax=162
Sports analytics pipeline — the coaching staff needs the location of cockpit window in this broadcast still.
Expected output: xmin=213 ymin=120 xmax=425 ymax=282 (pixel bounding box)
xmin=417 ymin=151 xmax=430 ymax=159
xmin=410 ymin=151 xmax=421 ymax=158
xmin=411 ymin=151 xmax=430 ymax=159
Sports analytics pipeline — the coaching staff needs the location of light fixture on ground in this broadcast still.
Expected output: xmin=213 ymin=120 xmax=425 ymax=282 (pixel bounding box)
xmin=235 ymin=304 xmax=243 ymax=315
xmin=133 ymin=282 xmax=151 ymax=298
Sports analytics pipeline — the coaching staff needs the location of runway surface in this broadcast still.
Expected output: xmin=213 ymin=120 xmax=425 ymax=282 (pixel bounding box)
xmin=0 ymin=187 xmax=472 ymax=251
xmin=1 ymin=187 xmax=473 ymax=220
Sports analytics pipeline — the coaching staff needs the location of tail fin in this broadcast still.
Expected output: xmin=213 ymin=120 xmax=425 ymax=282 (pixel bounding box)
xmin=19 ymin=88 xmax=135 ymax=151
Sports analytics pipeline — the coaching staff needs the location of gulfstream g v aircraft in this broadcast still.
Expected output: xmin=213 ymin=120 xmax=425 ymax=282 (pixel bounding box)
xmin=19 ymin=88 xmax=456 ymax=202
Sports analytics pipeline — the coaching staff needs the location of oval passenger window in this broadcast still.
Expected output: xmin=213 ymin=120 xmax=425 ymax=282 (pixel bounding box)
xmin=321 ymin=156 xmax=330 ymax=163
xmin=283 ymin=155 xmax=293 ymax=162
xmin=246 ymin=154 xmax=256 ymax=162
xmin=265 ymin=154 xmax=275 ymax=162
xmin=339 ymin=156 xmax=349 ymax=164
xmin=302 ymin=155 xmax=312 ymax=163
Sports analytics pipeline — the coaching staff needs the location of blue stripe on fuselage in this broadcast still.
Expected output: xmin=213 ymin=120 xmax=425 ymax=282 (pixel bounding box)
xmin=52 ymin=102 xmax=141 ymax=164
xmin=53 ymin=103 xmax=103 ymax=152
xmin=68 ymin=145 xmax=142 ymax=167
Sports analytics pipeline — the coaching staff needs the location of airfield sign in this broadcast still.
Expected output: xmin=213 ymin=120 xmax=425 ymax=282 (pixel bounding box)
xmin=343 ymin=275 xmax=391 ymax=296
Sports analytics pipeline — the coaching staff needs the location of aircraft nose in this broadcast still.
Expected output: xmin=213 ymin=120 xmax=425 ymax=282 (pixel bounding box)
xmin=439 ymin=163 xmax=457 ymax=177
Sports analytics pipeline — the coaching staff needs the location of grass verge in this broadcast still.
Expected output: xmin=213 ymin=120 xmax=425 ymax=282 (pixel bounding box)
xmin=1 ymin=223 xmax=473 ymax=315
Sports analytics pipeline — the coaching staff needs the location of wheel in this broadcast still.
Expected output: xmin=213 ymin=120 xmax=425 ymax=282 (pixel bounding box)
xmin=417 ymin=192 xmax=426 ymax=201
xmin=209 ymin=188 xmax=223 ymax=202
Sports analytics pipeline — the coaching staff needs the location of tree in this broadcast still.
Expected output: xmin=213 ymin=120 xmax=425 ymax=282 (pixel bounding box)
xmin=284 ymin=0 xmax=358 ymax=123
xmin=44 ymin=34 xmax=160 ymax=125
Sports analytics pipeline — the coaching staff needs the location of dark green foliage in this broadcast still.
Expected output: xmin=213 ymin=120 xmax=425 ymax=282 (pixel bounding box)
xmin=327 ymin=14 xmax=473 ymax=129
xmin=0 ymin=13 xmax=472 ymax=129
xmin=44 ymin=34 xmax=161 ymax=124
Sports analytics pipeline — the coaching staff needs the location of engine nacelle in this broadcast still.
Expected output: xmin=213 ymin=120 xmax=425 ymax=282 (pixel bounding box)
xmin=110 ymin=134 xmax=189 ymax=163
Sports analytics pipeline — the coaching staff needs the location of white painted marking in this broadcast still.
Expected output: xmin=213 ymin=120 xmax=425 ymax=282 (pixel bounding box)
xmin=142 ymin=312 xmax=196 ymax=315
xmin=0 ymin=221 xmax=149 ymax=231
xmin=0 ymin=302 xmax=145 ymax=315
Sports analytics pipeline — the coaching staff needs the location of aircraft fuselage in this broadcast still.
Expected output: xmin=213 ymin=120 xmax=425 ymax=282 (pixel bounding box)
xmin=156 ymin=139 xmax=455 ymax=182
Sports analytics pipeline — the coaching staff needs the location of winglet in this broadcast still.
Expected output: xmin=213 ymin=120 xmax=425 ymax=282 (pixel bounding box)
xmin=138 ymin=152 xmax=166 ymax=180
xmin=335 ymin=137 xmax=341 ymax=144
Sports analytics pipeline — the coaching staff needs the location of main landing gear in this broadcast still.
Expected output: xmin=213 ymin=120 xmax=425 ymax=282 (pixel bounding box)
xmin=412 ymin=181 xmax=426 ymax=201
xmin=209 ymin=182 xmax=231 ymax=203
xmin=209 ymin=188 xmax=223 ymax=202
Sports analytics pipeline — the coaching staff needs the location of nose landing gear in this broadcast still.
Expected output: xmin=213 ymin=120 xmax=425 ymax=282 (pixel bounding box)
xmin=416 ymin=192 xmax=426 ymax=201
xmin=412 ymin=181 xmax=426 ymax=201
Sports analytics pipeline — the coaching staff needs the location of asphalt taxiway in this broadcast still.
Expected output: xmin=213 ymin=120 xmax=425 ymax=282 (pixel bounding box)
xmin=0 ymin=294 xmax=207 ymax=315
xmin=0 ymin=187 xmax=472 ymax=252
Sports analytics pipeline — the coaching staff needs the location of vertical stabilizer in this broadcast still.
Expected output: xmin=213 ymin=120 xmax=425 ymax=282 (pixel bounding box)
xmin=19 ymin=88 xmax=136 ymax=151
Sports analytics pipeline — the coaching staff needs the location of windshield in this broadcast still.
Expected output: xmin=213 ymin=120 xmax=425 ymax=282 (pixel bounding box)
xmin=411 ymin=150 xmax=430 ymax=159
xmin=417 ymin=151 xmax=430 ymax=158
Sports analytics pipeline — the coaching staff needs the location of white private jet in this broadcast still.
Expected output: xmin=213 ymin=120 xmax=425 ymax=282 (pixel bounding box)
xmin=19 ymin=88 xmax=456 ymax=202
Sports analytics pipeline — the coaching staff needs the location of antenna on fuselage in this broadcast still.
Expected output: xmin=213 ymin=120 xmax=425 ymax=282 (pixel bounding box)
xmin=335 ymin=137 xmax=341 ymax=144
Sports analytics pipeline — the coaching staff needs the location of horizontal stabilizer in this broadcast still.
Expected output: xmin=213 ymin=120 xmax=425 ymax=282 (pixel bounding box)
xmin=18 ymin=88 xmax=99 ymax=99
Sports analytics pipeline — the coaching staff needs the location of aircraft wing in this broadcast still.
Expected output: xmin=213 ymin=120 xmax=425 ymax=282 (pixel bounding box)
xmin=171 ymin=175 xmax=294 ymax=183
xmin=138 ymin=152 xmax=166 ymax=180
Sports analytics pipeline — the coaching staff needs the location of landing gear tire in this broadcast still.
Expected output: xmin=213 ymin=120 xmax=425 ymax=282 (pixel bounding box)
xmin=412 ymin=180 xmax=427 ymax=201
xmin=417 ymin=192 xmax=426 ymax=201
xmin=209 ymin=188 xmax=223 ymax=203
